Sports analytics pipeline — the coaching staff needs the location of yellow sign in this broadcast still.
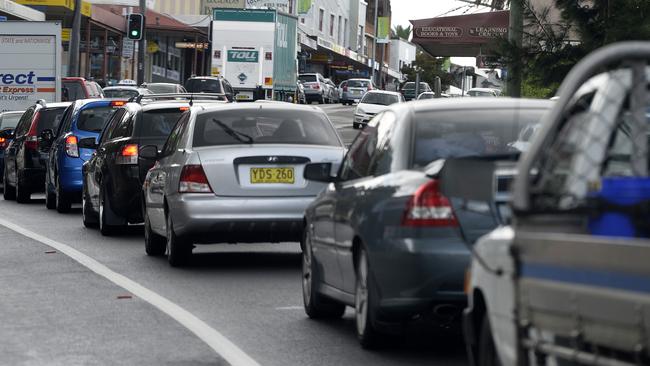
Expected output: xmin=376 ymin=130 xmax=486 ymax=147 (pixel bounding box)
xmin=16 ymin=0 xmax=92 ymax=17
xmin=147 ymin=41 xmax=160 ymax=54
xmin=61 ymin=28 xmax=71 ymax=42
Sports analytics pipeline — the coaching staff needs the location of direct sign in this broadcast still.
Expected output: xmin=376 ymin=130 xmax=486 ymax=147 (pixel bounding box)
xmin=227 ymin=50 xmax=259 ymax=63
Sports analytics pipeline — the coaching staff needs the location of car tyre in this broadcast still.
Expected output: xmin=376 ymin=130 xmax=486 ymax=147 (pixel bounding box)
xmin=166 ymin=213 xmax=191 ymax=267
xmin=355 ymin=247 xmax=382 ymax=349
xmin=144 ymin=204 xmax=166 ymax=256
xmin=302 ymin=229 xmax=346 ymax=319
xmin=353 ymin=122 xmax=359 ymax=129
xmin=15 ymin=174 xmax=30 ymax=203
xmin=3 ymin=168 xmax=15 ymax=200
xmin=478 ymin=315 xmax=501 ymax=366
xmin=55 ymin=178 xmax=72 ymax=213
xmin=99 ymin=187 xmax=116 ymax=236
xmin=82 ymin=183 xmax=98 ymax=228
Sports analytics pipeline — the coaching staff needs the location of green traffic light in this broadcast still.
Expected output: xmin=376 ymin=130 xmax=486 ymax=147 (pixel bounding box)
xmin=131 ymin=30 xmax=139 ymax=36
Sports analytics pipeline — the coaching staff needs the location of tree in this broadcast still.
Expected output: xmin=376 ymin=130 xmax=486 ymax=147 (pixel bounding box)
xmin=400 ymin=51 xmax=454 ymax=90
xmin=497 ymin=0 xmax=650 ymax=97
xmin=391 ymin=25 xmax=412 ymax=40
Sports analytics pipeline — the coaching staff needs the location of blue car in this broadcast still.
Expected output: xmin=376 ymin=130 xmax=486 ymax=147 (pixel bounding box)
xmin=45 ymin=99 xmax=124 ymax=212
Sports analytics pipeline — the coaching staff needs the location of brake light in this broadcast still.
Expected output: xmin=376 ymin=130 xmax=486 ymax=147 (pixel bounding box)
xmin=116 ymin=143 xmax=138 ymax=165
xmin=313 ymin=84 xmax=320 ymax=90
xmin=65 ymin=135 xmax=79 ymax=158
xmin=367 ymin=84 xmax=373 ymax=90
xmin=402 ymin=179 xmax=458 ymax=227
xmin=179 ymin=164 xmax=212 ymax=193
xmin=0 ymin=137 xmax=6 ymax=150
xmin=25 ymin=112 xmax=40 ymax=150
xmin=343 ymin=85 xmax=348 ymax=92
xmin=111 ymin=100 xmax=126 ymax=107
xmin=179 ymin=106 xmax=189 ymax=111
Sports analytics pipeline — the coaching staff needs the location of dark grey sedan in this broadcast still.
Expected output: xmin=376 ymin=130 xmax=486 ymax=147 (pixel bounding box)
xmin=301 ymin=98 xmax=552 ymax=348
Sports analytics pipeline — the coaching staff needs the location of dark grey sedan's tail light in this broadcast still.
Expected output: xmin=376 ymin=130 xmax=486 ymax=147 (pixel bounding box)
xmin=402 ymin=179 xmax=458 ymax=227
xmin=179 ymin=164 xmax=213 ymax=193
xmin=116 ymin=144 xmax=139 ymax=165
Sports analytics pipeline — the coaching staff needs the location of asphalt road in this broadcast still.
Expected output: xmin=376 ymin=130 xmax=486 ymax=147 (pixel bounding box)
xmin=0 ymin=104 xmax=469 ymax=366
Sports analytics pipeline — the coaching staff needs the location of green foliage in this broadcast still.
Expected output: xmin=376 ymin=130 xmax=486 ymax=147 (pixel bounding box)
xmin=391 ymin=25 xmax=412 ymax=40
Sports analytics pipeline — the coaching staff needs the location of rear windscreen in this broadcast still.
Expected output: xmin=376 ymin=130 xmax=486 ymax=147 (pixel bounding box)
xmin=136 ymin=109 xmax=184 ymax=147
xmin=360 ymin=93 xmax=399 ymax=106
xmin=63 ymin=82 xmax=85 ymax=101
xmin=0 ymin=113 xmax=22 ymax=129
xmin=146 ymin=84 xmax=178 ymax=94
xmin=412 ymin=109 xmax=547 ymax=168
xmin=347 ymin=80 xmax=369 ymax=88
xmin=299 ymin=75 xmax=317 ymax=83
xmin=185 ymin=79 xmax=222 ymax=93
xmin=77 ymin=106 xmax=116 ymax=133
xmin=193 ymin=109 xmax=341 ymax=147
xmin=37 ymin=107 xmax=67 ymax=133
xmin=104 ymin=89 xmax=139 ymax=99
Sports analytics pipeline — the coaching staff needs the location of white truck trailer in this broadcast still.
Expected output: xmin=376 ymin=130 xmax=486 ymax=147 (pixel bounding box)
xmin=210 ymin=8 xmax=297 ymax=101
xmin=0 ymin=21 xmax=62 ymax=112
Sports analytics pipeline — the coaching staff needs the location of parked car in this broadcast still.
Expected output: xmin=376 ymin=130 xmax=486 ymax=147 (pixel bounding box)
xmin=184 ymin=76 xmax=236 ymax=102
xmin=353 ymin=90 xmax=404 ymax=129
xmin=301 ymin=97 xmax=552 ymax=348
xmin=466 ymin=87 xmax=499 ymax=97
xmin=81 ymin=97 xmax=226 ymax=234
xmin=62 ymin=77 xmax=104 ymax=101
xmin=141 ymin=103 xmax=345 ymax=266
xmin=2 ymin=101 xmax=71 ymax=202
xmin=340 ymin=78 xmax=374 ymax=105
xmin=102 ymin=86 xmax=152 ymax=99
xmin=0 ymin=111 xmax=25 ymax=189
xmin=299 ymin=73 xmax=328 ymax=104
xmin=140 ymin=83 xmax=187 ymax=94
xmin=296 ymin=81 xmax=307 ymax=104
xmin=43 ymin=99 xmax=126 ymax=212
xmin=400 ymin=81 xmax=431 ymax=101
xmin=325 ymin=79 xmax=339 ymax=103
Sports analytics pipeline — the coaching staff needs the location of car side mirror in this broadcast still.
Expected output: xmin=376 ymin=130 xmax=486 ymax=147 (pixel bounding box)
xmin=78 ymin=137 xmax=98 ymax=149
xmin=62 ymin=87 xmax=70 ymax=101
xmin=39 ymin=129 xmax=54 ymax=143
xmin=139 ymin=145 xmax=158 ymax=160
xmin=0 ymin=128 xmax=15 ymax=140
xmin=304 ymin=163 xmax=338 ymax=183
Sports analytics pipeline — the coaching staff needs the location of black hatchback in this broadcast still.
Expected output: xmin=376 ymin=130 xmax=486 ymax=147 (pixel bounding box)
xmin=80 ymin=101 xmax=191 ymax=235
xmin=2 ymin=102 xmax=71 ymax=202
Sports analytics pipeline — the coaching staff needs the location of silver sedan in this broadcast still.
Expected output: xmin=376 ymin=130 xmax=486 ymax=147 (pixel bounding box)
xmin=141 ymin=102 xmax=346 ymax=266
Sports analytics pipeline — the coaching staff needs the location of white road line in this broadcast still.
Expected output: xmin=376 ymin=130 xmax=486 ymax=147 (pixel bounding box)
xmin=275 ymin=306 xmax=303 ymax=310
xmin=0 ymin=217 xmax=260 ymax=366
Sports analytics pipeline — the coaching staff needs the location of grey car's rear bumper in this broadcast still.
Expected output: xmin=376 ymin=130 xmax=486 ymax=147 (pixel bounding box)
xmin=371 ymin=236 xmax=470 ymax=322
xmin=168 ymin=194 xmax=314 ymax=243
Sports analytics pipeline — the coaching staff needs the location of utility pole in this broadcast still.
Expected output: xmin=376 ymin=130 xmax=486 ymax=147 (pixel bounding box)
xmin=507 ymin=0 xmax=523 ymax=97
xmin=68 ymin=0 xmax=82 ymax=76
xmin=137 ymin=0 xmax=146 ymax=85
xmin=371 ymin=0 xmax=378 ymax=86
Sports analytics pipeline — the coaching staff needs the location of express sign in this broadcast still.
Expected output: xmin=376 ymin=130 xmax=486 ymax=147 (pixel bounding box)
xmin=0 ymin=71 xmax=37 ymax=85
xmin=227 ymin=50 xmax=259 ymax=63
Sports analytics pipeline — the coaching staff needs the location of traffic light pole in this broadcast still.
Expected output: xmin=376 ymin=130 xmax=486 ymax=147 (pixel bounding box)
xmin=68 ymin=0 xmax=82 ymax=76
xmin=137 ymin=0 xmax=146 ymax=85
xmin=507 ymin=0 xmax=523 ymax=97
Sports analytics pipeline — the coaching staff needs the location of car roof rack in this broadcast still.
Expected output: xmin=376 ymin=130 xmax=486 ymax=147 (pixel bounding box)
xmin=128 ymin=93 xmax=228 ymax=104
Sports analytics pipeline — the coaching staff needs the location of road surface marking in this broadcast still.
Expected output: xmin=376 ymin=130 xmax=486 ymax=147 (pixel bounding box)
xmin=0 ymin=217 xmax=260 ymax=366
xmin=275 ymin=306 xmax=303 ymax=310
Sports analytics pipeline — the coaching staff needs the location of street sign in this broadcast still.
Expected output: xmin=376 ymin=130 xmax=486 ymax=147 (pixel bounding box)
xmin=0 ymin=16 xmax=7 ymax=22
xmin=122 ymin=38 xmax=134 ymax=58
xmin=175 ymin=42 xmax=209 ymax=49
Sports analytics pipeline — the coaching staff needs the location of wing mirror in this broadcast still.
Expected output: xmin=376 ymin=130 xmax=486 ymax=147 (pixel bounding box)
xmin=304 ymin=163 xmax=338 ymax=183
xmin=139 ymin=145 xmax=159 ymax=160
xmin=78 ymin=137 xmax=99 ymax=149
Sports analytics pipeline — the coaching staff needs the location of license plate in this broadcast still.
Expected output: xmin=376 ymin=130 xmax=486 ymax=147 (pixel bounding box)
xmin=236 ymin=94 xmax=251 ymax=100
xmin=250 ymin=167 xmax=295 ymax=184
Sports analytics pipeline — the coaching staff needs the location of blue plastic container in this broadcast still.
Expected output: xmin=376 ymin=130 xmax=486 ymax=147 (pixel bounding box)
xmin=588 ymin=177 xmax=650 ymax=237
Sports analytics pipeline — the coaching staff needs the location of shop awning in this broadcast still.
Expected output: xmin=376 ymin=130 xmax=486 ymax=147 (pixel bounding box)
xmin=410 ymin=10 xmax=509 ymax=57
xmin=0 ymin=0 xmax=44 ymax=20
xmin=15 ymin=0 xmax=91 ymax=16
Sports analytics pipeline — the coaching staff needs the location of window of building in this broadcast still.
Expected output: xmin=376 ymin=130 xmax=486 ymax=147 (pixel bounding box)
xmin=318 ymin=8 xmax=324 ymax=32
xmin=344 ymin=18 xmax=348 ymax=47
xmin=337 ymin=15 xmax=342 ymax=44
xmin=330 ymin=14 xmax=335 ymax=36
xmin=358 ymin=25 xmax=364 ymax=52
xmin=300 ymin=17 xmax=305 ymax=24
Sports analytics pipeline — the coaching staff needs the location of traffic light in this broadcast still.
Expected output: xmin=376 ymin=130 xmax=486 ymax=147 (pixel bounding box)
xmin=127 ymin=13 xmax=144 ymax=40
